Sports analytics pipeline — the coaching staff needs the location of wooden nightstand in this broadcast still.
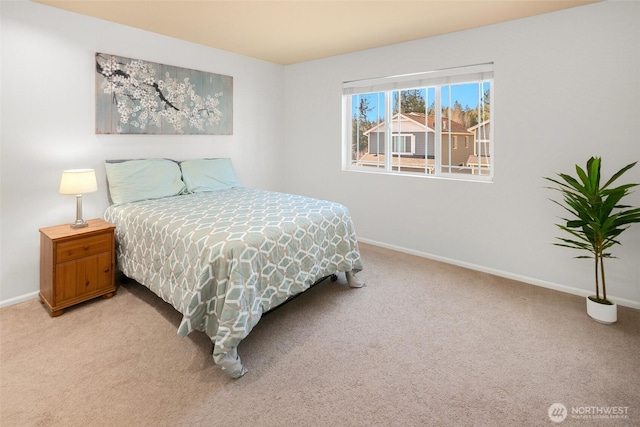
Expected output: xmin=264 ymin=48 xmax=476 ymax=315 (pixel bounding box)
xmin=39 ymin=218 xmax=116 ymax=317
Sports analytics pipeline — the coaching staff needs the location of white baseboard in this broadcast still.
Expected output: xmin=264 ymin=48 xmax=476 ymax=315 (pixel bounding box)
xmin=0 ymin=291 xmax=39 ymax=309
xmin=357 ymin=237 xmax=640 ymax=310
xmin=2 ymin=240 xmax=638 ymax=311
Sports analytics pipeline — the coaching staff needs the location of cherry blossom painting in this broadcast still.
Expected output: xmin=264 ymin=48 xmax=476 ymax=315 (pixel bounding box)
xmin=95 ymin=53 xmax=232 ymax=135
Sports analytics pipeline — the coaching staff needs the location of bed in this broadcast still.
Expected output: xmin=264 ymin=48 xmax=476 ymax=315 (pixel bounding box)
xmin=103 ymin=158 xmax=364 ymax=378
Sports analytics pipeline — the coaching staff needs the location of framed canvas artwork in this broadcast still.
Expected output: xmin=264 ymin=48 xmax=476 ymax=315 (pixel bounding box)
xmin=95 ymin=53 xmax=233 ymax=135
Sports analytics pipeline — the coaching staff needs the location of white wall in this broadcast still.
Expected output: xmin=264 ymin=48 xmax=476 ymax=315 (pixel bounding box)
xmin=282 ymin=1 xmax=640 ymax=307
xmin=0 ymin=1 xmax=284 ymax=304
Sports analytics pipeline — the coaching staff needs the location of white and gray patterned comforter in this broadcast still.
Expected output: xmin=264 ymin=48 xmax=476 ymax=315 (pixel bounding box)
xmin=104 ymin=188 xmax=363 ymax=377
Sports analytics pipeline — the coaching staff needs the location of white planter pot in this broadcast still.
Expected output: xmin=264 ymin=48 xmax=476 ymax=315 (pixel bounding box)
xmin=586 ymin=297 xmax=617 ymax=324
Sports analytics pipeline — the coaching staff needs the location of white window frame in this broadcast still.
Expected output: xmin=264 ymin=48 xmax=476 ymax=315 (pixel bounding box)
xmin=342 ymin=63 xmax=494 ymax=182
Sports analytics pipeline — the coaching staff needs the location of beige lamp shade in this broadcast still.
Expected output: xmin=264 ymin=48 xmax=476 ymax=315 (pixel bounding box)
xmin=59 ymin=169 xmax=98 ymax=195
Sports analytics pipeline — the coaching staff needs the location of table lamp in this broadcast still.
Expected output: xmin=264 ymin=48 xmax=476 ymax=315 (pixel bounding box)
xmin=59 ymin=169 xmax=98 ymax=228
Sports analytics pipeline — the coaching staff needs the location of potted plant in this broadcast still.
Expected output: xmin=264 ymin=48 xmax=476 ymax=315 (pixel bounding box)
xmin=545 ymin=157 xmax=640 ymax=323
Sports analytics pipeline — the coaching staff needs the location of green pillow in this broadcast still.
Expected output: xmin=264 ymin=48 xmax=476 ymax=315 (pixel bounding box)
xmin=180 ymin=158 xmax=243 ymax=193
xmin=105 ymin=159 xmax=187 ymax=204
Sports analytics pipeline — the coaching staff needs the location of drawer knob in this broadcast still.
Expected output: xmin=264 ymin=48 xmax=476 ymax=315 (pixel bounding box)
xmin=85 ymin=280 xmax=91 ymax=287
xmin=83 ymin=245 xmax=90 ymax=251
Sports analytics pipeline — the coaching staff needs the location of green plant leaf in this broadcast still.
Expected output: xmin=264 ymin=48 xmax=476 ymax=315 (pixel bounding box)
xmin=587 ymin=156 xmax=601 ymax=194
xmin=602 ymin=161 xmax=638 ymax=190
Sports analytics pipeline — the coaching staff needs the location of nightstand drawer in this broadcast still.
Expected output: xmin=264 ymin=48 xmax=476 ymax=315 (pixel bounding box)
xmin=56 ymin=233 xmax=112 ymax=263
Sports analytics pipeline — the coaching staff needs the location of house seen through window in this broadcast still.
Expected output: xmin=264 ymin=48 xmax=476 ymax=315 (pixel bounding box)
xmin=343 ymin=63 xmax=493 ymax=180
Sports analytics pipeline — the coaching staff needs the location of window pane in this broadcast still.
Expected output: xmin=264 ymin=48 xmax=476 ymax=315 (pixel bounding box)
xmin=352 ymin=92 xmax=385 ymax=170
xmin=440 ymin=82 xmax=491 ymax=177
xmin=390 ymin=89 xmax=428 ymax=174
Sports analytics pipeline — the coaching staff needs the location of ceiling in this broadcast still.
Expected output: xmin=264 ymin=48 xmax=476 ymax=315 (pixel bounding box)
xmin=32 ymin=0 xmax=599 ymax=65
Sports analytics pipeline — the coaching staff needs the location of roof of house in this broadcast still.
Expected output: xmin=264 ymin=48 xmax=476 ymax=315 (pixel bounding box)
xmin=364 ymin=112 xmax=473 ymax=135
xmin=357 ymin=153 xmax=434 ymax=167
xmin=356 ymin=153 xmax=491 ymax=174
xmin=467 ymin=119 xmax=491 ymax=132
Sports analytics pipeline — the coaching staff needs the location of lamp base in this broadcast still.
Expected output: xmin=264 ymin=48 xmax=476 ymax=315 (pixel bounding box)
xmin=70 ymin=195 xmax=88 ymax=228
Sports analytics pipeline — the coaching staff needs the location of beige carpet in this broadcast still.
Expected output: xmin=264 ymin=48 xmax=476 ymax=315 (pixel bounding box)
xmin=1 ymin=243 xmax=639 ymax=426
